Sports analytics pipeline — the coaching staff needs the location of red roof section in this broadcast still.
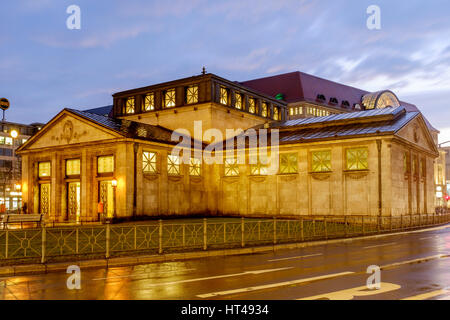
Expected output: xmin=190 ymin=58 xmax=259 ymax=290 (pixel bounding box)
xmin=239 ymin=71 xmax=437 ymax=131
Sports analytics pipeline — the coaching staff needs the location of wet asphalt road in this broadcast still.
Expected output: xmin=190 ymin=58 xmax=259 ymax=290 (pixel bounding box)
xmin=1 ymin=224 xmax=450 ymax=300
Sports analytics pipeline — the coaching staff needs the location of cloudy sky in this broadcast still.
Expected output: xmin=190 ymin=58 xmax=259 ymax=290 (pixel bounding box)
xmin=1 ymin=0 xmax=450 ymax=141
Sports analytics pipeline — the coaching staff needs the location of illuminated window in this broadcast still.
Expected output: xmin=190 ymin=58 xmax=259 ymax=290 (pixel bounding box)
xmin=220 ymin=87 xmax=229 ymax=105
xmin=143 ymin=151 xmax=157 ymax=174
xmin=224 ymin=158 xmax=239 ymax=176
xmin=5 ymin=137 xmax=12 ymax=145
xmin=66 ymin=159 xmax=80 ymax=176
xmin=280 ymin=153 xmax=298 ymax=174
xmin=346 ymin=148 xmax=369 ymax=171
xmin=98 ymin=156 xmax=114 ymax=174
xmin=273 ymin=107 xmax=280 ymax=120
xmin=250 ymin=157 xmax=268 ymax=176
xmin=144 ymin=93 xmax=155 ymax=111
xmin=248 ymin=98 xmax=256 ymax=114
xmin=186 ymin=85 xmax=199 ymax=104
xmin=0 ymin=137 xmax=4 ymax=144
xmin=290 ymin=108 xmax=294 ymax=116
xmin=235 ymin=93 xmax=243 ymax=109
xmin=167 ymin=154 xmax=181 ymax=175
xmin=311 ymin=151 xmax=331 ymax=172
xmin=126 ymin=97 xmax=135 ymax=114
xmin=262 ymin=102 xmax=268 ymax=117
xmin=189 ymin=158 xmax=201 ymax=176
xmin=39 ymin=162 xmax=51 ymax=178
xmin=164 ymin=89 xmax=176 ymax=108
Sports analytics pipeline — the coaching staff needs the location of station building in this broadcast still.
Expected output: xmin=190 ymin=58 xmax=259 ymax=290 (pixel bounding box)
xmin=16 ymin=72 xmax=439 ymax=222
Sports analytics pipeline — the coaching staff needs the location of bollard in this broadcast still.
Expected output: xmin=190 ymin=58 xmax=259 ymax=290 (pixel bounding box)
xmin=203 ymin=218 xmax=207 ymax=251
xmin=159 ymin=219 xmax=163 ymax=254
xmin=241 ymin=217 xmax=245 ymax=248
xmin=106 ymin=221 xmax=110 ymax=258
xmin=273 ymin=218 xmax=277 ymax=245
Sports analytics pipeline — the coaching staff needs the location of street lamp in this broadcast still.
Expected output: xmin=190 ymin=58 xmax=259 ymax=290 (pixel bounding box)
xmin=10 ymin=130 xmax=18 ymax=139
xmin=14 ymin=184 xmax=21 ymax=191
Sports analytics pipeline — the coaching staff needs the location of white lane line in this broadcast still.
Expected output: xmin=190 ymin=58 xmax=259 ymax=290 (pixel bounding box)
xmin=419 ymin=237 xmax=434 ymax=240
xmin=197 ymin=271 xmax=354 ymax=299
xmin=363 ymin=242 xmax=397 ymax=249
xmin=380 ymin=254 xmax=448 ymax=270
xmin=268 ymin=253 xmax=323 ymax=262
xmin=92 ymin=268 xmax=197 ymax=281
xmin=402 ymin=289 xmax=449 ymax=300
xmin=144 ymin=267 xmax=293 ymax=287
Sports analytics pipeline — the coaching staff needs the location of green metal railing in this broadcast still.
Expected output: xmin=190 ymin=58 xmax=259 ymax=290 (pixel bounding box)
xmin=0 ymin=213 xmax=449 ymax=265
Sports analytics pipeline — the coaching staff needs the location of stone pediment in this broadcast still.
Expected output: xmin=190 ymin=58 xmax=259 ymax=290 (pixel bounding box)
xmin=395 ymin=115 xmax=438 ymax=155
xmin=19 ymin=110 xmax=122 ymax=151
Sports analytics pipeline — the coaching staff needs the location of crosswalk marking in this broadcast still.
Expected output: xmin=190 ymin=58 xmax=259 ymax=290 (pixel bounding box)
xmin=197 ymin=271 xmax=354 ymax=299
xmin=297 ymin=283 xmax=401 ymax=300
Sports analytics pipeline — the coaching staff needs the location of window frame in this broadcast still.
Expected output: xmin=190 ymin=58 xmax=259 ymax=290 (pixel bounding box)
xmin=125 ymin=97 xmax=135 ymax=114
xmin=279 ymin=153 xmax=298 ymax=175
xmin=224 ymin=158 xmax=239 ymax=177
xmin=189 ymin=157 xmax=202 ymax=176
xmin=144 ymin=93 xmax=155 ymax=112
xmin=143 ymin=151 xmax=158 ymax=174
xmin=185 ymin=85 xmax=199 ymax=105
xmin=167 ymin=154 xmax=181 ymax=176
xmin=97 ymin=155 xmax=115 ymax=176
xmin=310 ymin=150 xmax=332 ymax=173
xmin=164 ymin=88 xmax=176 ymax=108
xmin=345 ymin=147 xmax=369 ymax=171
xmin=65 ymin=158 xmax=81 ymax=177
xmin=38 ymin=161 xmax=52 ymax=179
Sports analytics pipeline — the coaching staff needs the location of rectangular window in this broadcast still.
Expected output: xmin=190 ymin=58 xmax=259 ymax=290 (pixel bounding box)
xmin=280 ymin=153 xmax=298 ymax=174
xmin=273 ymin=107 xmax=280 ymax=120
xmin=290 ymin=108 xmax=294 ymax=116
xmin=0 ymin=137 xmax=4 ymax=144
xmin=186 ymin=85 xmax=199 ymax=104
xmin=66 ymin=159 xmax=81 ymax=176
xmin=235 ymin=93 xmax=242 ymax=110
xmin=167 ymin=154 xmax=181 ymax=175
xmin=39 ymin=161 xmax=51 ymax=178
xmin=164 ymin=88 xmax=176 ymax=108
xmin=5 ymin=137 xmax=12 ymax=145
xmin=144 ymin=93 xmax=155 ymax=111
xmin=126 ymin=97 xmax=135 ymax=114
xmin=220 ymin=87 xmax=229 ymax=105
xmin=98 ymin=156 xmax=114 ymax=174
xmin=224 ymin=158 xmax=239 ymax=176
xmin=248 ymin=98 xmax=256 ymax=114
xmin=311 ymin=150 xmax=332 ymax=172
xmin=189 ymin=158 xmax=201 ymax=176
xmin=250 ymin=156 xmax=268 ymax=176
xmin=346 ymin=147 xmax=369 ymax=171
xmin=261 ymin=102 xmax=268 ymax=117
xmin=143 ymin=151 xmax=157 ymax=174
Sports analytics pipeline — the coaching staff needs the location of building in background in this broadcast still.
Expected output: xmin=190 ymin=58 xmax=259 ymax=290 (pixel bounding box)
xmin=0 ymin=121 xmax=43 ymax=212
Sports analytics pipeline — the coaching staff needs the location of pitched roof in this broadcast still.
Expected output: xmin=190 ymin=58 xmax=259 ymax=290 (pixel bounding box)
xmin=83 ymin=105 xmax=113 ymax=117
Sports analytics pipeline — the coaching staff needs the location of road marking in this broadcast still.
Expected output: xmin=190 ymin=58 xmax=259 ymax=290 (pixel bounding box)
xmin=363 ymin=242 xmax=397 ymax=249
xmin=144 ymin=267 xmax=293 ymax=287
xmin=380 ymin=254 xmax=448 ymax=270
xmin=297 ymin=283 xmax=401 ymax=300
xmin=419 ymin=237 xmax=434 ymax=240
xmin=197 ymin=271 xmax=354 ymax=299
xmin=92 ymin=268 xmax=197 ymax=281
xmin=268 ymin=253 xmax=323 ymax=262
xmin=402 ymin=289 xmax=449 ymax=300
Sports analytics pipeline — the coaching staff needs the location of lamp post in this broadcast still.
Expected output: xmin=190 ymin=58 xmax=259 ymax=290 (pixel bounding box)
xmin=111 ymin=179 xmax=117 ymax=221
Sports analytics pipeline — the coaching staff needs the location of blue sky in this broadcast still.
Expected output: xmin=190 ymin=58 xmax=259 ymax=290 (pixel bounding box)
xmin=1 ymin=0 xmax=450 ymax=141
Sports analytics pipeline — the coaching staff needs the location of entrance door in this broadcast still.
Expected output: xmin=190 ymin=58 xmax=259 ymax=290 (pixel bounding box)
xmin=39 ymin=183 xmax=51 ymax=215
xmin=99 ymin=181 xmax=114 ymax=219
xmin=67 ymin=182 xmax=81 ymax=222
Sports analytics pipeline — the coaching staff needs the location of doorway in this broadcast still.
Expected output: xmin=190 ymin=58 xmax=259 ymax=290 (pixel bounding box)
xmin=99 ymin=180 xmax=115 ymax=219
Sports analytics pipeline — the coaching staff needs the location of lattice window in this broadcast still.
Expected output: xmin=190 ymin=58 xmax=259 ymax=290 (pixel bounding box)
xmin=273 ymin=107 xmax=280 ymax=120
xmin=220 ymin=87 xmax=229 ymax=105
xmin=280 ymin=153 xmax=298 ymax=174
xmin=98 ymin=156 xmax=114 ymax=174
xmin=144 ymin=93 xmax=155 ymax=111
xmin=126 ymin=97 xmax=135 ymax=114
xmin=143 ymin=151 xmax=157 ymax=174
xmin=167 ymin=154 xmax=181 ymax=175
xmin=66 ymin=159 xmax=80 ymax=176
xmin=39 ymin=161 xmax=51 ymax=178
xmin=224 ymin=158 xmax=239 ymax=176
xmin=346 ymin=148 xmax=369 ymax=171
xmin=164 ymin=89 xmax=176 ymax=108
xmin=186 ymin=85 xmax=198 ymax=104
xmin=261 ymin=102 xmax=268 ymax=117
xmin=250 ymin=157 xmax=268 ymax=176
xmin=248 ymin=98 xmax=256 ymax=114
xmin=311 ymin=150 xmax=331 ymax=172
xmin=40 ymin=183 xmax=51 ymax=215
xmin=235 ymin=93 xmax=242 ymax=110
xmin=189 ymin=158 xmax=201 ymax=176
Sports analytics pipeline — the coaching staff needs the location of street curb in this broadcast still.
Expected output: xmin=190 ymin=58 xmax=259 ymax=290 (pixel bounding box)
xmin=1 ymin=224 xmax=449 ymax=277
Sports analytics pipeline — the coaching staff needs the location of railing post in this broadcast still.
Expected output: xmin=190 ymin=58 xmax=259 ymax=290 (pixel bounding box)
xmin=76 ymin=227 xmax=79 ymax=254
xmin=390 ymin=216 xmax=393 ymax=232
xmin=223 ymin=222 xmax=227 ymax=243
xmin=300 ymin=218 xmax=304 ymax=242
xmin=324 ymin=217 xmax=328 ymax=240
xmin=258 ymin=221 xmax=261 ymax=241
xmin=5 ymin=229 xmax=8 ymax=259
xmin=41 ymin=226 xmax=46 ymax=264
xmin=182 ymin=224 xmax=186 ymax=248
xmin=241 ymin=217 xmax=245 ymax=248
xmin=362 ymin=216 xmax=365 ymax=235
xmin=159 ymin=219 xmax=163 ymax=254
xmin=312 ymin=218 xmax=316 ymax=238
xmin=377 ymin=216 xmax=381 ymax=233
xmin=273 ymin=218 xmax=277 ymax=245
xmin=203 ymin=218 xmax=207 ymax=251
xmin=400 ymin=215 xmax=403 ymax=230
xmin=134 ymin=225 xmax=137 ymax=250
xmin=106 ymin=221 xmax=110 ymax=258
xmin=344 ymin=216 xmax=348 ymax=238
xmin=433 ymin=212 xmax=435 ymax=225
